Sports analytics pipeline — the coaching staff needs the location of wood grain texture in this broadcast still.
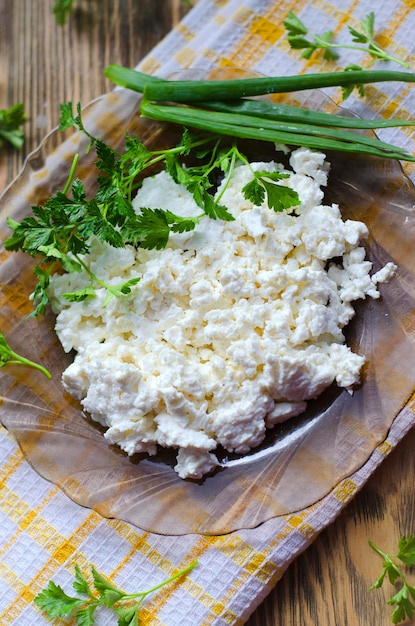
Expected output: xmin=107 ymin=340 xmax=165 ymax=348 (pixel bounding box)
xmin=1 ymin=2 xmax=415 ymax=624
xmin=246 ymin=427 xmax=415 ymax=626
xmin=0 ymin=0 xmax=187 ymax=191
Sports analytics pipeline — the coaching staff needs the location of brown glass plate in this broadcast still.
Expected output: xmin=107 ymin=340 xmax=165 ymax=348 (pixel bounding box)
xmin=1 ymin=73 xmax=415 ymax=535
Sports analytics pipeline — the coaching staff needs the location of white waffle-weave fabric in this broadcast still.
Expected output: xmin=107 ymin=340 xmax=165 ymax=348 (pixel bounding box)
xmin=1 ymin=0 xmax=415 ymax=624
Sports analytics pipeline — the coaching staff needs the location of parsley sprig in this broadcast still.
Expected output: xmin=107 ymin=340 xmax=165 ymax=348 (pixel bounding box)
xmin=5 ymin=176 xmax=142 ymax=315
xmin=0 ymin=331 xmax=51 ymax=378
xmin=369 ymin=535 xmax=415 ymax=624
xmin=283 ymin=11 xmax=409 ymax=99
xmin=0 ymin=103 xmax=26 ymax=150
xmin=283 ymin=11 xmax=409 ymax=68
xmin=52 ymin=0 xmax=77 ymax=25
xmin=52 ymin=0 xmax=193 ymax=25
xmin=34 ymin=561 xmax=197 ymax=625
xmin=5 ymin=101 xmax=299 ymax=315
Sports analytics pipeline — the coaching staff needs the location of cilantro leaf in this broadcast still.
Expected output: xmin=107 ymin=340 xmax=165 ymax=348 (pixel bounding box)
xmin=165 ymin=136 xmax=236 ymax=222
xmin=58 ymin=100 xmax=88 ymax=135
xmin=165 ymin=153 xmax=191 ymax=186
xmin=0 ymin=103 xmax=26 ymax=150
xmin=130 ymin=207 xmax=172 ymax=250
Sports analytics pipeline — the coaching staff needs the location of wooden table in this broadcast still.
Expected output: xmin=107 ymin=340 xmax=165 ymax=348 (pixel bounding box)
xmin=1 ymin=2 xmax=414 ymax=624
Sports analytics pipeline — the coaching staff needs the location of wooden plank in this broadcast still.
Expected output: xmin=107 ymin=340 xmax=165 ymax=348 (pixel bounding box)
xmin=0 ymin=0 xmax=188 ymax=190
xmin=1 ymin=2 xmax=414 ymax=625
xmin=246 ymin=426 xmax=415 ymax=625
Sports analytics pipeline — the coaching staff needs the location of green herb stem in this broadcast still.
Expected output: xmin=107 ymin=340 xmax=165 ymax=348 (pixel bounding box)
xmin=121 ymin=561 xmax=199 ymax=604
xmin=368 ymin=540 xmax=391 ymax=563
xmin=5 ymin=351 xmax=52 ymax=378
xmin=0 ymin=331 xmax=52 ymax=378
xmin=311 ymin=39 xmax=409 ymax=67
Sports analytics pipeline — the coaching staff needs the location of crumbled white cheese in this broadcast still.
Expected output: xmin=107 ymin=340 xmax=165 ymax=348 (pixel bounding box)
xmin=48 ymin=147 xmax=396 ymax=480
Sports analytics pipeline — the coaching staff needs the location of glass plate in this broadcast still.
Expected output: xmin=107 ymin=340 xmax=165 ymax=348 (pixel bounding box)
xmin=1 ymin=69 xmax=415 ymax=535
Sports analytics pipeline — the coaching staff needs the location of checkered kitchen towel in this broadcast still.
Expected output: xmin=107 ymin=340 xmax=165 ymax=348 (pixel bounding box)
xmin=1 ymin=1 xmax=415 ymax=624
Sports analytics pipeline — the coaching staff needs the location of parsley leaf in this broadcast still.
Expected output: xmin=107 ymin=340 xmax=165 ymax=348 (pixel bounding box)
xmin=34 ymin=580 xmax=85 ymax=618
xmin=31 ymin=265 xmax=54 ymax=317
xmin=3 ymin=104 xmax=229 ymax=314
xmin=284 ymin=10 xmax=410 ymax=73
xmin=58 ymin=100 xmax=80 ymax=131
xmin=369 ymin=536 xmax=415 ymax=624
xmin=283 ymin=11 xmax=339 ymax=62
xmin=59 ymin=101 xmax=96 ymax=150
xmin=348 ymin=12 xmax=375 ymax=45
xmin=0 ymin=103 xmax=26 ymax=150
xmin=341 ymin=64 xmax=366 ymax=100
xmin=52 ymin=0 xmax=78 ymax=25
xmin=242 ymin=178 xmax=266 ymax=206
xmin=5 ymin=100 xmax=302 ymax=315
xmin=52 ymin=0 xmax=193 ymax=25
xmin=34 ymin=561 xmax=198 ymax=624
xmin=201 ymin=191 xmax=234 ymax=221
xmin=124 ymin=207 xmax=199 ymax=250
xmin=0 ymin=331 xmax=51 ymax=378
xmin=397 ymin=535 xmax=415 ymax=567
xmin=165 ymin=141 xmax=235 ymax=221
xmin=242 ymin=171 xmax=299 ymax=212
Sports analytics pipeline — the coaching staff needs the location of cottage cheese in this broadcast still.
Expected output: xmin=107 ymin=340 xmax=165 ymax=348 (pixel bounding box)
xmin=48 ymin=148 xmax=396 ymax=479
